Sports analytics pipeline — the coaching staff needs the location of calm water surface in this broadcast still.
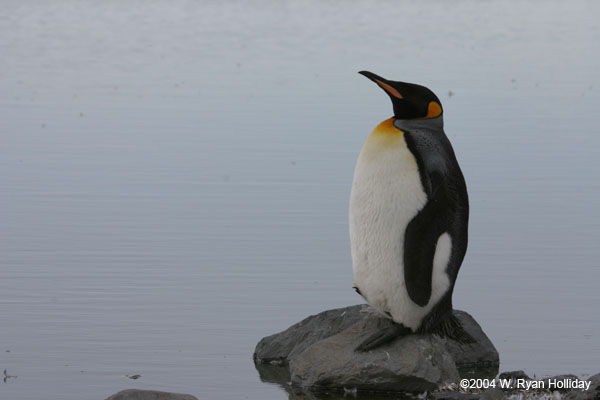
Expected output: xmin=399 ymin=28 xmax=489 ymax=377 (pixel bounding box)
xmin=1 ymin=1 xmax=600 ymax=399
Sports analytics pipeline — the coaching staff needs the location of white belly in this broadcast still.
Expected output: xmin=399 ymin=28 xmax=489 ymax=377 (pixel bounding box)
xmin=349 ymin=129 xmax=451 ymax=331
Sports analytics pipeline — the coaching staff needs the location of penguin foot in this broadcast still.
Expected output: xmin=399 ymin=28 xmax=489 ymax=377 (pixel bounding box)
xmin=432 ymin=314 xmax=476 ymax=344
xmin=355 ymin=323 xmax=412 ymax=352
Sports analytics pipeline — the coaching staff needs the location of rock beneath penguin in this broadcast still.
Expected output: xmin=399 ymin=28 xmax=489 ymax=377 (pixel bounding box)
xmin=290 ymin=312 xmax=459 ymax=392
xmin=444 ymin=310 xmax=500 ymax=378
xmin=105 ymin=389 xmax=198 ymax=400
xmin=254 ymin=304 xmax=366 ymax=366
xmin=254 ymin=304 xmax=499 ymax=394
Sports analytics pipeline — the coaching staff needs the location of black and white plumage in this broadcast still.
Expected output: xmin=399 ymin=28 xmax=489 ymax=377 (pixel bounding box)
xmin=350 ymin=71 xmax=469 ymax=350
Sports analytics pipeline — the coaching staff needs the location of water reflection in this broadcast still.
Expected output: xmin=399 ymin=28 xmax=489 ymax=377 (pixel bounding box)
xmin=255 ymin=362 xmax=413 ymax=400
xmin=255 ymin=362 xmax=499 ymax=400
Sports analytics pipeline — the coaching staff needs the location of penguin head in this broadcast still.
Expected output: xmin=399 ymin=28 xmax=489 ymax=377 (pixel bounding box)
xmin=359 ymin=71 xmax=442 ymax=120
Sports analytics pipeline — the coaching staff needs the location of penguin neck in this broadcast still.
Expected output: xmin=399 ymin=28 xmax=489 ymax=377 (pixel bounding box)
xmin=393 ymin=115 xmax=444 ymax=131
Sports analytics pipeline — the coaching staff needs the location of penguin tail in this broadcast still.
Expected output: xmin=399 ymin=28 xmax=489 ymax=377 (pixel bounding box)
xmin=433 ymin=314 xmax=476 ymax=344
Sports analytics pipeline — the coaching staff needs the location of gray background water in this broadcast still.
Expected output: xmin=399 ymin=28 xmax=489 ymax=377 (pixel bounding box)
xmin=1 ymin=1 xmax=599 ymax=399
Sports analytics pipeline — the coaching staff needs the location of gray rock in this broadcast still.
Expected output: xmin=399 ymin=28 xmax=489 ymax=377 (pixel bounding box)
xmin=290 ymin=312 xmax=459 ymax=392
xmin=541 ymin=375 xmax=580 ymax=392
xmin=479 ymin=388 xmax=506 ymax=400
xmin=445 ymin=311 xmax=499 ymax=379
xmin=254 ymin=304 xmax=499 ymax=394
xmin=430 ymin=391 xmax=480 ymax=400
xmin=254 ymin=304 xmax=366 ymax=366
xmin=563 ymin=373 xmax=600 ymax=400
xmin=105 ymin=389 xmax=198 ymax=400
xmin=255 ymin=362 xmax=291 ymax=385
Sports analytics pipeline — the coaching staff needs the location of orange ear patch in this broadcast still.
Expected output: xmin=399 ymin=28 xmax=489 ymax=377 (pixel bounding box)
xmin=375 ymin=79 xmax=403 ymax=99
xmin=425 ymin=101 xmax=442 ymax=118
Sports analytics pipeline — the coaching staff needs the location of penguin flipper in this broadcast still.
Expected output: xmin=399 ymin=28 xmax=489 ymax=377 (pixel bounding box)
xmin=402 ymin=130 xmax=453 ymax=307
xmin=403 ymin=198 xmax=446 ymax=307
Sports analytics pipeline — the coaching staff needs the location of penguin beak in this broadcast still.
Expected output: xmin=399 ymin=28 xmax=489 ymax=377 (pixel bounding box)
xmin=359 ymin=71 xmax=404 ymax=100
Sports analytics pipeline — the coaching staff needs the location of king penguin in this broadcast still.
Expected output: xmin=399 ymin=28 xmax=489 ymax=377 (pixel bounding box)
xmin=350 ymin=71 xmax=470 ymax=351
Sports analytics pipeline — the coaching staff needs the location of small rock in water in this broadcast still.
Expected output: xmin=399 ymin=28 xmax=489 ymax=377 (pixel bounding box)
xmin=126 ymin=374 xmax=141 ymax=380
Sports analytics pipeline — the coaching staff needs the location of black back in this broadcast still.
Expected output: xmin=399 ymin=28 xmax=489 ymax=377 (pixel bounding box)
xmin=395 ymin=118 xmax=469 ymax=315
